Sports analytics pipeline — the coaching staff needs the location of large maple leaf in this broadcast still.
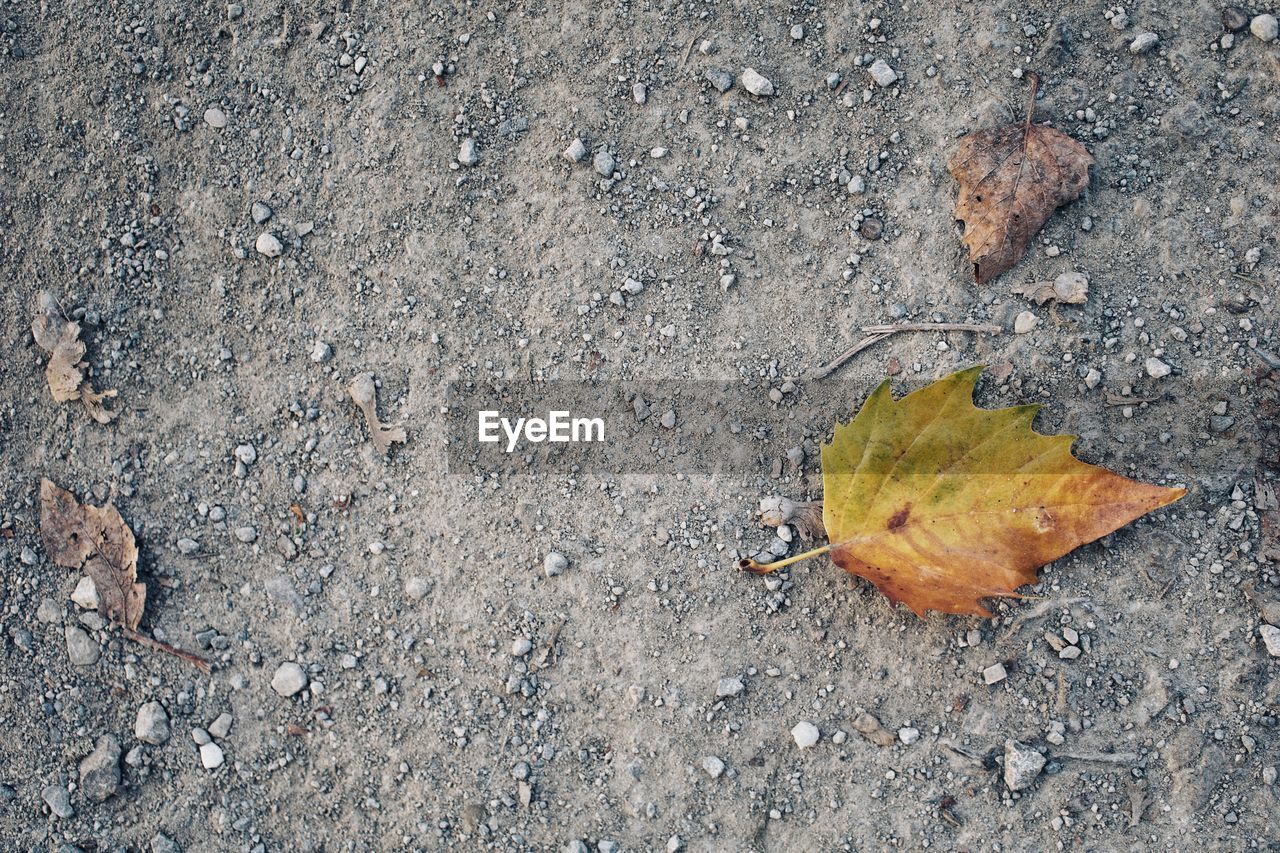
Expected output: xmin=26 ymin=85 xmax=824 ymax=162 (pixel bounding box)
xmin=742 ymin=367 xmax=1185 ymax=617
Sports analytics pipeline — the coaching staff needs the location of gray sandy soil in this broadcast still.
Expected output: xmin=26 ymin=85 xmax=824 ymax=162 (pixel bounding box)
xmin=2 ymin=1 xmax=1279 ymax=851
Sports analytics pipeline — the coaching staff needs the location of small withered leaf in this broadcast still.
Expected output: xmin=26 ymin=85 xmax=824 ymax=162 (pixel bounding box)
xmin=948 ymin=75 xmax=1093 ymax=284
xmin=31 ymin=294 xmax=117 ymax=423
xmin=40 ymin=479 xmax=146 ymax=630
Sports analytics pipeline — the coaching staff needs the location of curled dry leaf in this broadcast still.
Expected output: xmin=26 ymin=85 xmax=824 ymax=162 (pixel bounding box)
xmin=1012 ymin=271 xmax=1089 ymax=306
xmin=31 ymin=292 xmax=117 ymax=424
xmin=39 ymin=479 xmax=210 ymax=671
xmin=348 ymin=372 xmax=407 ymax=456
xmin=758 ymin=496 xmax=826 ymax=540
xmin=948 ymin=74 xmax=1093 ymax=284
xmin=741 ymin=367 xmax=1185 ymax=617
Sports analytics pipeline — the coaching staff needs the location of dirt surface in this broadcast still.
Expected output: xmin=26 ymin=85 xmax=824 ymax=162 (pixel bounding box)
xmin=2 ymin=0 xmax=1279 ymax=850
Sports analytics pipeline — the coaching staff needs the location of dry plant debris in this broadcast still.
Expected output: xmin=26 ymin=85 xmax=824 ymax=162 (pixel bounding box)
xmin=348 ymin=372 xmax=407 ymax=455
xmin=1011 ymin=271 xmax=1090 ymax=305
xmin=948 ymin=74 xmax=1094 ymax=284
xmin=39 ymin=479 xmax=209 ymax=671
xmin=30 ymin=292 xmax=117 ymax=424
xmin=742 ymin=367 xmax=1185 ymax=617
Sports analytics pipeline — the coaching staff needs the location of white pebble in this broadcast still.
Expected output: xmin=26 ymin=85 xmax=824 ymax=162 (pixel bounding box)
xmin=458 ymin=138 xmax=479 ymax=167
xmin=632 ymin=82 xmax=647 ymax=104
xmin=310 ymin=340 xmax=333 ymax=363
xmin=544 ymin=550 xmax=568 ymax=577
xmin=1251 ymin=14 xmax=1278 ymax=41
xmin=868 ymin=59 xmax=898 ymax=87
xmin=702 ymin=756 xmax=725 ymax=778
xmin=740 ymin=67 xmax=774 ymax=97
xmin=199 ymin=742 xmax=224 ymax=770
xmin=983 ymin=662 xmax=1007 ymax=684
xmin=71 ymin=577 xmax=99 ymax=610
xmin=203 ymin=107 xmax=227 ymax=128
xmin=271 ymin=662 xmax=308 ymax=697
xmin=791 ymin=721 xmax=820 ymax=748
xmin=1144 ymin=357 xmax=1172 ymax=379
xmin=1261 ymin=624 xmax=1280 ymax=657
xmin=1013 ymin=311 xmax=1038 ymax=334
xmin=255 ymin=232 xmax=283 ymax=258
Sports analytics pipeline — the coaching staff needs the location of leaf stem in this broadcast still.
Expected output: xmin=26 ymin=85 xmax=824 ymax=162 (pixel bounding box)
xmin=739 ymin=543 xmax=833 ymax=574
xmin=1024 ymin=71 xmax=1040 ymax=129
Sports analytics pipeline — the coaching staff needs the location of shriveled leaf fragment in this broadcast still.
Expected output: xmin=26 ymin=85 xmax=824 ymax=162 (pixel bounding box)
xmin=948 ymin=75 xmax=1093 ymax=284
xmin=758 ymin=496 xmax=825 ymax=540
xmin=348 ymin=372 xmax=407 ymax=455
xmin=852 ymin=712 xmax=896 ymax=747
xmin=1012 ymin=272 xmax=1089 ymax=306
xmin=40 ymin=479 xmax=145 ymax=630
xmin=743 ymin=367 xmax=1185 ymax=617
xmin=31 ymin=292 xmax=117 ymax=423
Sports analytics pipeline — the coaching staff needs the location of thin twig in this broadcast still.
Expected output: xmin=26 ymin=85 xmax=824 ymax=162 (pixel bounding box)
xmin=809 ymin=322 xmax=1002 ymax=380
xmin=1055 ymin=750 xmax=1140 ymax=765
xmin=125 ymin=628 xmax=212 ymax=674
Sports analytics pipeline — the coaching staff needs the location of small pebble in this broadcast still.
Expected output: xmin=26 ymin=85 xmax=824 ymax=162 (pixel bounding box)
xmin=255 ymin=232 xmax=283 ymax=258
xmin=704 ymin=69 xmax=733 ymax=93
xmin=310 ymin=340 xmax=333 ymax=363
xmin=593 ymin=150 xmax=616 ymax=177
xmin=1144 ymin=357 xmax=1172 ymax=379
xmin=199 ymin=741 xmax=225 ymax=769
xmin=868 ymin=59 xmax=898 ymax=87
xmin=65 ymin=625 xmax=99 ymax=666
xmin=898 ymin=726 xmax=920 ymax=745
xmin=1260 ymin=624 xmax=1280 ymax=657
xmin=208 ymin=713 xmax=234 ymax=739
xmin=71 ymin=576 xmax=99 ymax=610
xmin=233 ymin=526 xmax=257 ymax=543
xmin=271 ymin=661 xmax=308 ymax=697
xmin=203 ymin=107 xmax=228 ymax=128
xmin=1013 ymin=311 xmax=1038 ymax=334
xmin=251 ymin=201 xmax=273 ymax=224
xmin=1003 ymin=740 xmax=1045 ymax=791
xmin=42 ymin=785 xmax=73 ymax=819
xmin=716 ymin=676 xmax=744 ymax=697
xmin=983 ymin=662 xmax=1007 ymax=684
xmin=135 ymin=701 xmax=171 ymax=745
xmin=564 ymin=138 xmax=588 ymax=163
xmin=1129 ymin=32 xmax=1159 ymax=53
xmin=632 ymin=82 xmax=647 ymax=104
xmin=740 ymin=67 xmax=774 ymax=96
xmin=404 ymin=576 xmax=430 ymax=600
xmin=511 ymin=638 xmax=533 ymax=657
xmin=458 ymin=138 xmax=479 ymax=167
xmin=791 ymin=721 xmax=820 ymax=748
xmin=702 ymin=756 xmax=726 ymax=778
xmin=544 ymin=550 xmax=568 ymax=577
xmin=1251 ymin=14 xmax=1279 ymax=41
xmin=789 ymin=24 xmax=804 ymax=40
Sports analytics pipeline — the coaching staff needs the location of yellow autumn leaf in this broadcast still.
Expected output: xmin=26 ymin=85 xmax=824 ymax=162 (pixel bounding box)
xmin=743 ymin=366 xmax=1185 ymax=617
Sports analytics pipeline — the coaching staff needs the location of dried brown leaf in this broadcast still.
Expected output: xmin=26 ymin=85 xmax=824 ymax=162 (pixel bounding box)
xmin=31 ymin=294 xmax=117 ymax=423
xmin=40 ymin=479 xmax=145 ymax=630
xmin=348 ymin=372 xmax=407 ymax=455
xmin=1012 ymin=272 xmax=1089 ymax=306
xmin=948 ymin=75 xmax=1093 ymax=284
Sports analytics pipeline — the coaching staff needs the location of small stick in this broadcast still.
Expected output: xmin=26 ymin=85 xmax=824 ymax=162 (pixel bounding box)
xmin=125 ymin=628 xmax=212 ymax=674
xmin=1054 ymin=750 xmax=1140 ymax=765
xmin=681 ymin=34 xmax=700 ymax=68
xmin=810 ymin=322 xmax=1002 ymax=380
xmin=739 ymin=543 xmax=833 ymax=574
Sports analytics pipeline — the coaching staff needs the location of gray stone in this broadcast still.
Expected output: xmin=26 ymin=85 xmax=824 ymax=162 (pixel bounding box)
xmin=983 ymin=662 xmax=1007 ymax=684
xmin=42 ymin=785 xmax=73 ymax=819
xmin=740 ymin=67 xmax=774 ymax=96
xmin=135 ymin=701 xmax=171 ymax=745
xmin=1003 ymin=739 xmax=1046 ymax=790
xmin=36 ymin=597 xmax=61 ymax=623
xmin=704 ymin=69 xmax=733 ymax=92
xmin=868 ymin=59 xmax=898 ymax=87
xmin=1260 ymin=624 xmax=1280 ymax=657
xmin=233 ymin=526 xmax=257 ymax=543
xmin=1251 ymin=14 xmax=1278 ymax=41
xmin=1130 ymin=32 xmax=1159 ymax=53
xmin=716 ymin=676 xmax=744 ymax=697
xmin=255 ymin=232 xmax=283 ymax=258
xmin=1210 ymin=415 xmax=1235 ymax=433
xmin=563 ymin=137 xmax=587 ymax=162
xmin=898 ymin=726 xmax=920 ymax=745
xmin=70 ymin=576 xmax=98 ymax=609
xmin=791 ymin=720 xmax=819 ymax=748
xmin=593 ymin=150 xmax=615 ymax=177
xmin=702 ymin=755 xmax=725 ymax=778
xmin=1145 ymin=357 xmax=1171 ymax=379
xmin=79 ymin=734 xmax=122 ymax=802
xmin=458 ymin=137 xmax=479 ymax=167
xmin=271 ymin=661 xmax=308 ymax=697
xmin=151 ymin=833 xmax=182 ymax=853
xmin=544 ymin=550 xmax=568 ymax=577
xmin=203 ymin=107 xmax=227 ymax=128
xmin=65 ymin=625 xmax=99 ymax=666
xmin=251 ymin=201 xmax=273 ymax=224
xmin=404 ymin=576 xmax=430 ymax=600
xmin=310 ymin=340 xmax=333 ymax=363
xmin=176 ymin=537 xmax=199 ymax=555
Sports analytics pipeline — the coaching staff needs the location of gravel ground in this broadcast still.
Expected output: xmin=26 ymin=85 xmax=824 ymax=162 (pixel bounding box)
xmin=2 ymin=1 xmax=1279 ymax=850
